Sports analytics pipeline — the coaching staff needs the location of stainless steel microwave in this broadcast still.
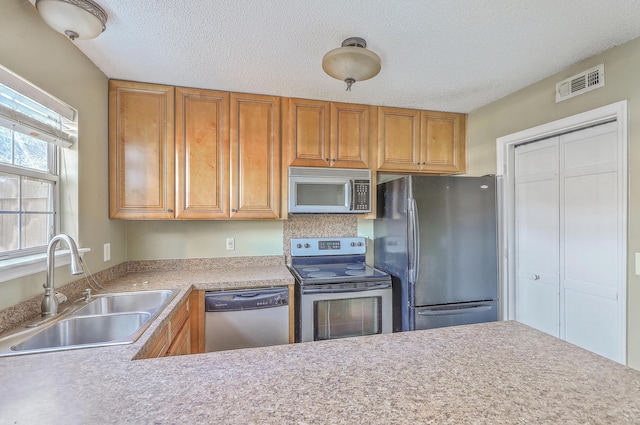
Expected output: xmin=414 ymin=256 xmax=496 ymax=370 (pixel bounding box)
xmin=288 ymin=166 xmax=371 ymax=214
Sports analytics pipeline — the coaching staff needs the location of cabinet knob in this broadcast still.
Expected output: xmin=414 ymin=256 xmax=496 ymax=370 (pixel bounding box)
xmin=332 ymin=158 xmax=337 ymax=162
xmin=533 ymin=274 xmax=540 ymax=281
xmin=231 ymin=208 xmax=237 ymax=213
xmin=167 ymin=209 xmax=174 ymax=213
xmin=325 ymin=158 xmax=330 ymax=161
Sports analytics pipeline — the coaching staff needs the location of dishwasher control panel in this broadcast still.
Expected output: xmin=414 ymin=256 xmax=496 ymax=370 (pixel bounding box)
xmin=205 ymin=288 xmax=288 ymax=312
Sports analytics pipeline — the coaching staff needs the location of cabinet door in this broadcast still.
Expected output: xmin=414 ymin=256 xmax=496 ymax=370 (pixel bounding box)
xmin=286 ymin=98 xmax=331 ymax=167
xmin=376 ymin=106 xmax=421 ymax=172
xmin=230 ymin=93 xmax=281 ymax=219
xmin=175 ymin=88 xmax=230 ymax=219
xmin=167 ymin=298 xmax=191 ymax=356
xmin=167 ymin=323 xmax=191 ymax=356
xmin=420 ymin=111 xmax=466 ymax=173
xmin=330 ymin=102 xmax=370 ymax=168
xmin=141 ymin=325 xmax=170 ymax=359
xmin=109 ymin=80 xmax=175 ymax=219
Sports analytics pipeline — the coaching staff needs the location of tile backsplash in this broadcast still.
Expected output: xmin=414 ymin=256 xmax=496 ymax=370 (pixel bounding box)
xmin=282 ymin=214 xmax=358 ymax=257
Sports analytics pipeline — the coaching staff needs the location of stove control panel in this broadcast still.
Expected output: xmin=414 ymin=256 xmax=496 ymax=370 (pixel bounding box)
xmin=291 ymin=237 xmax=366 ymax=257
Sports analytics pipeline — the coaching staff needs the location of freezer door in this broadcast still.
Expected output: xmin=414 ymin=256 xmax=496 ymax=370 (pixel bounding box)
xmin=413 ymin=300 xmax=498 ymax=330
xmin=411 ymin=176 xmax=498 ymax=306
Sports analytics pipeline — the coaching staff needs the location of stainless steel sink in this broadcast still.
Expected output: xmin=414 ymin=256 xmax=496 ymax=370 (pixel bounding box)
xmin=0 ymin=289 xmax=179 ymax=357
xmin=73 ymin=289 xmax=175 ymax=316
xmin=11 ymin=312 xmax=151 ymax=352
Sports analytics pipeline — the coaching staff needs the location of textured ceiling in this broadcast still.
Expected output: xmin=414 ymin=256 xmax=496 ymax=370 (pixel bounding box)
xmin=34 ymin=0 xmax=640 ymax=113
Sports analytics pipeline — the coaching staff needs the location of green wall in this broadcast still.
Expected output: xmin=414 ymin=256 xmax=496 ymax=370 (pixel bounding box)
xmin=126 ymin=221 xmax=284 ymax=260
xmin=0 ymin=0 xmax=125 ymax=310
xmin=467 ymin=36 xmax=640 ymax=368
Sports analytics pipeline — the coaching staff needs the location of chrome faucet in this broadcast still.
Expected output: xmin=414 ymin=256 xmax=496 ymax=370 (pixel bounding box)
xmin=41 ymin=234 xmax=84 ymax=317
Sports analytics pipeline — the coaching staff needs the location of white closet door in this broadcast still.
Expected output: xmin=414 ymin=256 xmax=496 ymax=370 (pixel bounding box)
xmin=515 ymin=139 xmax=560 ymax=337
xmin=514 ymin=121 xmax=623 ymax=363
xmin=560 ymin=121 xmax=621 ymax=361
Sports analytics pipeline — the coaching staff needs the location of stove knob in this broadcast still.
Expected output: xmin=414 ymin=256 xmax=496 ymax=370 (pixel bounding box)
xmin=304 ymin=243 xmax=311 ymax=248
xmin=358 ymin=242 xmax=364 ymax=247
xmin=296 ymin=243 xmax=302 ymax=249
xmin=350 ymin=242 xmax=356 ymax=247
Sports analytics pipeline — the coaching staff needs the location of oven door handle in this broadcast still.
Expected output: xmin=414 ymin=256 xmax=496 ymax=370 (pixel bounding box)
xmin=302 ymin=284 xmax=391 ymax=294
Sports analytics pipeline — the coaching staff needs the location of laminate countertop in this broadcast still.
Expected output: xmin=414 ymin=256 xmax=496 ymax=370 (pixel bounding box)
xmin=2 ymin=267 xmax=640 ymax=424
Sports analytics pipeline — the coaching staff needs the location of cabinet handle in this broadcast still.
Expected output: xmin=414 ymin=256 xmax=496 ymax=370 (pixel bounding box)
xmin=533 ymin=274 xmax=540 ymax=281
xmin=167 ymin=209 xmax=174 ymax=213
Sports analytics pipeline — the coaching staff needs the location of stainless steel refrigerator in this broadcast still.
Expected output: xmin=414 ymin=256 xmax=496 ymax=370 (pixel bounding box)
xmin=374 ymin=175 xmax=498 ymax=332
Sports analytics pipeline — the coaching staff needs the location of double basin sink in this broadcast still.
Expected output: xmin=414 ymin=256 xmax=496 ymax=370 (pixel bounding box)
xmin=0 ymin=289 xmax=178 ymax=357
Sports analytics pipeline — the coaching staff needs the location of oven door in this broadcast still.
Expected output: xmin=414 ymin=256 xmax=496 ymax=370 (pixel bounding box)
xmin=299 ymin=283 xmax=392 ymax=342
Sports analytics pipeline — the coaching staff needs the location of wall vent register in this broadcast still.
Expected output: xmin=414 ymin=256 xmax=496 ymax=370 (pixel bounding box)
xmin=555 ymin=64 xmax=604 ymax=103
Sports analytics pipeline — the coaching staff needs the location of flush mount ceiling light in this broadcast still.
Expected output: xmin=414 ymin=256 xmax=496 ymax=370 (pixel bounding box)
xmin=322 ymin=37 xmax=381 ymax=91
xmin=36 ymin=0 xmax=108 ymax=41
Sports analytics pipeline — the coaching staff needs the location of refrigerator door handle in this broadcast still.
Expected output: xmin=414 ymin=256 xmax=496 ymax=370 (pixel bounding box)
xmin=416 ymin=304 xmax=493 ymax=316
xmin=407 ymin=197 xmax=420 ymax=285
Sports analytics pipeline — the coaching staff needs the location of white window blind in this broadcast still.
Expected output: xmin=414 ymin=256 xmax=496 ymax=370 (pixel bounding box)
xmin=0 ymin=65 xmax=77 ymax=148
xmin=0 ymin=64 xmax=77 ymax=260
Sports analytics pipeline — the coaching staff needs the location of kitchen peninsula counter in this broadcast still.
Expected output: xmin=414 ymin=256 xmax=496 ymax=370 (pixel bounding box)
xmin=2 ymin=317 xmax=640 ymax=424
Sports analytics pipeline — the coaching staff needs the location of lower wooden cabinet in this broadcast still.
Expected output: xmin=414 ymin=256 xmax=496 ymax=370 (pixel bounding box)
xmin=141 ymin=294 xmax=194 ymax=358
xmin=142 ymin=325 xmax=170 ymax=359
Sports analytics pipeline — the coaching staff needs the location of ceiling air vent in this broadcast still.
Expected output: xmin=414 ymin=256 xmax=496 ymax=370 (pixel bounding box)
xmin=555 ymin=64 xmax=604 ymax=103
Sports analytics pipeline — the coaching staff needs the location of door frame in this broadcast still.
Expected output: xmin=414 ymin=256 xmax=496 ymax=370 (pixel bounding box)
xmin=496 ymin=100 xmax=628 ymax=363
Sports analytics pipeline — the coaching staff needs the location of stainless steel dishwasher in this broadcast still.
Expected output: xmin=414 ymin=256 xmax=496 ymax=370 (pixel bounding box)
xmin=204 ymin=287 xmax=290 ymax=352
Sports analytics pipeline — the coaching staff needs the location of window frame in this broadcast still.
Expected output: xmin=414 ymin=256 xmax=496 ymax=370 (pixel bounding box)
xmin=0 ymin=150 xmax=60 ymax=260
xmin=0 ymin=65 xmax=73 ymax=262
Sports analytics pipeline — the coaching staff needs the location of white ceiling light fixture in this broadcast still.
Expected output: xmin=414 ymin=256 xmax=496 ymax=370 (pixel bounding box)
xmin=35 ymin=0 xmax=108 ymax=41
xmin=322 ymin=37 xmax=381 ymax=91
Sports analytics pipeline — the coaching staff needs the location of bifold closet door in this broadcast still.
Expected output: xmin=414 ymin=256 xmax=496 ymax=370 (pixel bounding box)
xmin=560 ymin=121 xmax=621 ymax=361
xmin=515 ymin=121 xmax=623 ymax=363
xmin=515 ymin=139 xmax=560 ymax=337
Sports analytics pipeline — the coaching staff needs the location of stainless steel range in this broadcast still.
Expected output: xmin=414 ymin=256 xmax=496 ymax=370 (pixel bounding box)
xmin=289 ymin=237 xmax=392 ymax=343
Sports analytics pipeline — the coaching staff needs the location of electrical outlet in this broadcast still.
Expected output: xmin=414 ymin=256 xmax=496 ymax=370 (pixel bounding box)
xmin=226 ymin=237 xmax=235 ymax=251
xmin=103 ymin=243 xmax=111 ymax=262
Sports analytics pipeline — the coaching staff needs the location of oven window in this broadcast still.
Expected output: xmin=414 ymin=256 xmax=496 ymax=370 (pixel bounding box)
xmin=297 ymin=183 xmax=345 ymax=206
xmin=314 ymin=296 xmax=382 ymax=340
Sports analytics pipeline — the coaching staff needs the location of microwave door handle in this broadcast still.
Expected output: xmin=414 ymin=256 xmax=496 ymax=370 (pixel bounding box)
xmin=348 ymin=179 xmax=355 ymax=211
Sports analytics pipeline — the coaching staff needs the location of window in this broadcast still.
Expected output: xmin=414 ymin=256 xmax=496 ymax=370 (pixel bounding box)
xmin=0 ymin=66 xmax=77 ymax=260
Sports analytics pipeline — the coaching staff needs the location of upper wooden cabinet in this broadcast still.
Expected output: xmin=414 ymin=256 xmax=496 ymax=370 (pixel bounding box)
xmin=109 ymin=80 xmax=175 ymax=219
xmin=110 ymin=80 xmax=466 ymax=220
xmin=285 ymin=98 xmax=330 ymax=167
xmin=230 ymin=93 xmax=281 ymax=219
xmin=175 ymin=87 xmax=230 ymax=219
xmin=286 ymin=98 xmax=370 ymax=169
xmin=110 ymin=81 xmax=282 ymax=220
xmin=377 ymin=106 xmax=466 ymax=174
